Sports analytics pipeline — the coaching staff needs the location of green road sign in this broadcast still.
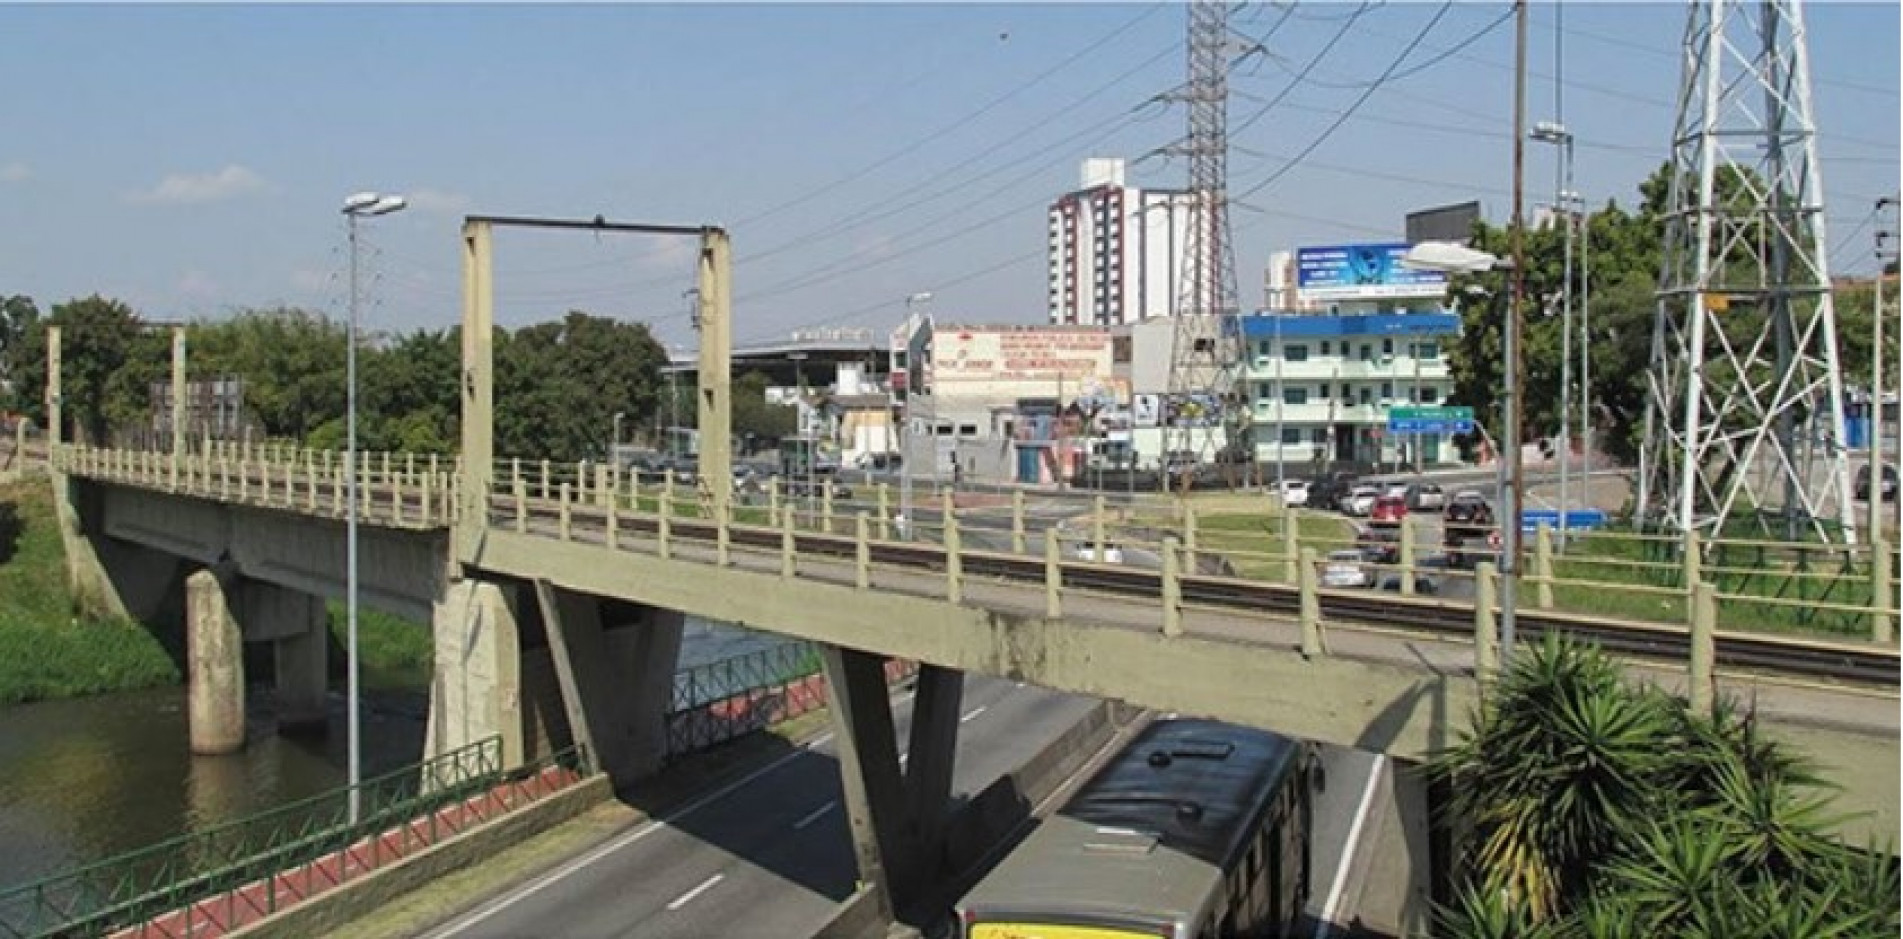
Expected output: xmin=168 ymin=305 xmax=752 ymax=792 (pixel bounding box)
xmin=1389 ymin=405 xmax=1473 ymax=422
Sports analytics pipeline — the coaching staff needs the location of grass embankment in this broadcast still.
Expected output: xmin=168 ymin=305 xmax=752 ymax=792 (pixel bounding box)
xmin=0 ymin=479 xmax=177 ymax=704
xmin=1547 ymin=527 xmax=1887 ymax=638
xmin=329 ymin=605 xmax=433 ymax=690
xmin=1129 ymin=495 xmax=1357 ymax=581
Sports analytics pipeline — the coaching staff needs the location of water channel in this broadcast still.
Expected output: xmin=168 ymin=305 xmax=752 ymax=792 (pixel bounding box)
xmin=0 ymin=617 xmax=792 ymax=889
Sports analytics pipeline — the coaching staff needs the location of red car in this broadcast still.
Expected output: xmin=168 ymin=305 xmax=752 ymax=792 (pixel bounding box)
xmin=1368 ymin=494 xmax=1407 ymax=527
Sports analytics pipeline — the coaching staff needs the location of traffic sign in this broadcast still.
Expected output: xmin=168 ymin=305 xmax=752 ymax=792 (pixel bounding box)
xmin=1387 ymin=405 xmax=1473 ymax=435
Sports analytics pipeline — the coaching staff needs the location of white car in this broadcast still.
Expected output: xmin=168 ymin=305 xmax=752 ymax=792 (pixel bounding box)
xmin=1319 ymin=550 xmax=1372 ymax=589
xmin=1341 ymin=485 xmax=1381 ymax=517
xmin=1277 ymin=479 xmax=1310 ymax=507
xmin=1382 ymin=481 xmax=1410 ymax=499
xmin=1077 ymin=543 xmax=1125 ymax=565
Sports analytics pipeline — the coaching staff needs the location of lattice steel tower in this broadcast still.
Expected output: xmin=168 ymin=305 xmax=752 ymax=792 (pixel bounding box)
xmin=1637 ymin=0 xmax=1855 ymax=543
xmin=1163 ymin=0 xmax=1245 ymax=479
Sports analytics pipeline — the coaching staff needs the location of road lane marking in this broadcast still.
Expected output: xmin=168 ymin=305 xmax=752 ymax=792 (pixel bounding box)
xmin=1314 ymin=754 xmax=1387 ymax=939
xmin=666 ymin=874 xmax=724 ymax=911
xmin=792 ymin=800 xmax=838 ymax=830
xmin=960 ymin=706 xmax=988 ymax=723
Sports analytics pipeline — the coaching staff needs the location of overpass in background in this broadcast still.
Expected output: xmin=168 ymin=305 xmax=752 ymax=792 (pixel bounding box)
xmin=22 ymin=214 xmax=1901 ymax=930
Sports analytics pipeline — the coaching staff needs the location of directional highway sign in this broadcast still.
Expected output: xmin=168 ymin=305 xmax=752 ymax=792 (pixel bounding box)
xmin=1387 ymin=405 xmax=1474 ymax=435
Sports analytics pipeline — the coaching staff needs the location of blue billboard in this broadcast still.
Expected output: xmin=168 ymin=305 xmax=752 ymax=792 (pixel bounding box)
xmin=1296 ymin=243 xmax=1448 ymax=301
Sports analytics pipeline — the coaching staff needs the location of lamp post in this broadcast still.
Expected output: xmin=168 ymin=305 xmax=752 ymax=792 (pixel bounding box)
xmin=1403 ymin=240 xmax=1522 ymax=661
xmin=788 ymin=351 xmax=811 ymax=522
xmin=341 ymin=190 xmax=405 ymax=824
xmin=1274 ymin=313 xmax=1285 ymax=502
xmin=1874 ymin=198 xmax=1895 ymax=547
xmin=1532 ymin=119 xmax=1575 ymax=540
xmin=612 ymin=411 xmax=625 ymax=454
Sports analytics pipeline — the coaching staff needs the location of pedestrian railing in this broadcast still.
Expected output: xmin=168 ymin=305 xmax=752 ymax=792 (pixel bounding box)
xmin=0 ymin=736 xmax=591 ymax=939
xmin=663 ymin=642 xmax=916 ymax=759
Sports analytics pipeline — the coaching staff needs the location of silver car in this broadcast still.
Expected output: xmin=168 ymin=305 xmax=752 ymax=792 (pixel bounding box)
xmin=1320 ymin=549 xmax=1372 ymax=589
xmin=1341 ymin=485 xmax=1381 ymax=517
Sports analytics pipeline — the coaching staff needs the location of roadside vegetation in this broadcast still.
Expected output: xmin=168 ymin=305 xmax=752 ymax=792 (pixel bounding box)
xmin=1428 ymin=634 xmax=1899 ymax=938
xmin=0 ymin=479 xmax=177 ymax=704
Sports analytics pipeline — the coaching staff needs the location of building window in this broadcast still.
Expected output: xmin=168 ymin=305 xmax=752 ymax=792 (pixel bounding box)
xmin=1360 ymin=344 xmax=1373 ymax=362
xmin=1359 ymin=387 xmax=1372 ymax=405
xmin=1312 ymin=428 xmax=1328 ymax=444
xmin=1382 ymin=338 xmax=1394 ymax=357
xmin=1283 ymin=387 xmax=1308 ymax=405
xmin=1284 ymin=344 xmax=1309 ymax=362
xmin=1281 ymin=428 xmax=1302 ymax=444
xmin=1258 ymin=341 xmax=1272 ymax=359
xmin=1415 ymin=341 xmax=1441 ymax=360
xmin=1381 ymin=381 xmax=1394 ymax=400
xmin=1341 ymin=383 xmax=1351 ymax=399
xmin=1316 ymin=383 xmax=1329 ymax=400
xmin=959 ymin=424 xmax=978 ymax=438
xmin=1320 ymin=341 xmax=1332 ymax=356
xmin=1421 ymin=386 xmax=1441 ymax=403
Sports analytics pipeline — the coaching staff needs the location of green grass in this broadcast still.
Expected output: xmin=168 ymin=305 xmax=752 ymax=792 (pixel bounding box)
xmin=1149 ymin=508 xmax=1357 ymax=581
xmin=0 ymin=480 xmax=179 ymax=704
xmin=328 ymin=605 xmax=433 ymax=690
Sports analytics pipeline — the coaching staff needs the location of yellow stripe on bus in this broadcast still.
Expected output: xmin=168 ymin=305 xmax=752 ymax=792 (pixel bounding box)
xmin=969 ymin=924 xmax=1156 ymax=939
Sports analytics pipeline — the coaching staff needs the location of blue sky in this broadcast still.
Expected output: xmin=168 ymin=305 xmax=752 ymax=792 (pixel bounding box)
xmin=0 ymin=2 xmax=1895 ymax=352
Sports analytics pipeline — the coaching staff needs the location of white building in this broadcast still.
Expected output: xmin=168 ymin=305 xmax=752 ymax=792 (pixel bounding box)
xmin=1048 ymin=158 xmax=1196 ymax=327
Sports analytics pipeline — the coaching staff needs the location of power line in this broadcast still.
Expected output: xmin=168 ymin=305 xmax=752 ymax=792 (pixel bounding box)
xmin=1230 ymin=1 xmax=1374 ymax=140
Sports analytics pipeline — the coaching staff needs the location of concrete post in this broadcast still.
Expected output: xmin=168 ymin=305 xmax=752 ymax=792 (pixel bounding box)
xmin=257 ymin=583 xmax=329 ymax=734
xmin=856 ymin=512 xmax=871 ymax=591
xmin=541 ymin=460 xmax=552 ymax=502
xmin=781 ymin=507 xmax=796 ymax=579
xmin=426 ymin=579 xmax=524 ymax=769
xmin=768 ymin=475 xmax=782 ymax=528
xmin=186 ymin=569 xmax=245 ymax=755
xmin=1534 ymin=523 xmax=1555 ymax=610
xmin=1299 ymin=547 xmax=1322 ymax=658
xmin=1184 ymin=504 xmax=1199 ymax=557
xmin=559 ymin=482 xmax=572 ymax=541
xmin=819 ymin=645 xmax=909 ymax=919
xmin=605 ymin=494 xmax=619 ymax=550
xmin=170 ymin=327 xmax=186 ymax=488
xmin=943 ymin=490 xmax=963 ymax=606
xmin=1045 ymin=532 xmax=1062 ymax=619
xmin=513 ymin=478 xmax=527 ymax=533
xmin=1011 ymin=490 xmax=1026 ymax=555
xmin=1690 ymin=582 xmax=1716 ymax=716
xmin=1393 ymin=515 xmax=1415 ymax=597
xmin=1283 ymin=510 xmax=1300 ymax=585
xmin=421 ymin=470 xmax=434 ymax=527
xmin=716 ymin=501 xmax=731 ymax=567
xmin=658 ymin=488 xmax=673 ymax=561
xmin=697 ymin=229 xmax=734 ymax=522
xmin=663 ymin=468 xmax=674 ymax=506
xmin=1161 ymin=536 xmax=1182 ymax=637
xmin=1683 ymin=528 xmax=1703 ymax=589
xmin=1871 ymin=537 xmax=1893 ymax=644
xmin=877 ymin=483 xmax=891 ymax=541
xmin=823 ymin=485 xmax=835 ymax=534
xmin=595 ymin=462 xmax=610 ymax=508
xmin=1474 ymin=562 xmax=1499 ymax=681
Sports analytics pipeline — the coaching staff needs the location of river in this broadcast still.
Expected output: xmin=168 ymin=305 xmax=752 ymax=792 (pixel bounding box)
xmin=0 ymin=618 xmax=793 ymax=890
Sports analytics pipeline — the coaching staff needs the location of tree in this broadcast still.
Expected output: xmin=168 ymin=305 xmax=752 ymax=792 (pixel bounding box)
xmin=0 ymin=294 xmax=40 ymax=413
xmin=496 ymin=311 xmax=669 ymax=462
xmin=189 ymin=308 xmax=346 ymax=442
xmin=6 ymin=296 xmax=157 ymax=443
xmin=732 ymin=370 xmax=796 ymax=445
xmin=362 ymin=327 xmax=459 ymax=453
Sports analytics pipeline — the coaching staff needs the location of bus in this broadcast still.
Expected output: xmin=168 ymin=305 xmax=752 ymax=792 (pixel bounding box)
xmin=956 ymin=718 xmax=1318 ymax=939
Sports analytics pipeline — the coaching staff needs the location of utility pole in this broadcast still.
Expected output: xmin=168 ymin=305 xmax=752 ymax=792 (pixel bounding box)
xmin=1501 ymin=0 xmax=1529 ymax=660
xmin=1875 ymin=197 xmax=1896 ymax=543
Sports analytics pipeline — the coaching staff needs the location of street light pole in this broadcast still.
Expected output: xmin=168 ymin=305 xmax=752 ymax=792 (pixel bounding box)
xmin=1532 ymin=120 xmax=1575 ymax=541
xmin=901 ymin=293 xmax=931 ymax=539
xmin=341 ymin=191 xmax=406 ymax=825
xmin=1504 ymin=0 xmax=1528 ymax=660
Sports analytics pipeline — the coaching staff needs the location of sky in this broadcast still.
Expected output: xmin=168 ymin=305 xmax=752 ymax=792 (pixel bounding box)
xmin=0 ymin=2 xmax=1896 ymax=354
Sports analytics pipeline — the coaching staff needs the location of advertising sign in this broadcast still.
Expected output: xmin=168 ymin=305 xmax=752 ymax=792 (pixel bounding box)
xmin=1296 ymin=243 xmax=1448 ymax=302
xmin=1132 ymin=393 xmax=1162 ymax=428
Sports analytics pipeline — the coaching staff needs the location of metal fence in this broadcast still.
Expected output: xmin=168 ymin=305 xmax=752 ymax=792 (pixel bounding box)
xmin=663 ymin=642 xmax=916 ymax=760
xmin=0 ymin=736 xmax=590 ymax=939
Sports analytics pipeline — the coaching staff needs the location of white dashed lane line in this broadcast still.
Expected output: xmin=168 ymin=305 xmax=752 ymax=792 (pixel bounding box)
xmin=960 ymin=706 xmax=988 ymax=723
xmin=666 ymin=874 xmax=724 ymax=911
xmin=792 ymin=801 xmax=838 ymax=831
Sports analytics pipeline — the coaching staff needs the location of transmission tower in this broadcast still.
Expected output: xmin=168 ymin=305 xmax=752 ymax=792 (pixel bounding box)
xmin=1637 ymin=0 xmax=1855 ymax=543
xmin=1163 ymin=0 xmax=1245 ymax=485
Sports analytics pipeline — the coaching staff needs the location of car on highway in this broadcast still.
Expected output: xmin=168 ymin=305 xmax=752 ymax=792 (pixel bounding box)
xmin=1405 ymin=482 xmax=1445 ymax=511
xmin=1305 ymin=472 xmax=1358 ymax=511
xmin=1381 ymin=481 xmax=1410 ymax=499
xmin=1076 ymin=542 xmax=1126 ymax=565
xmin=1277 ymin=479 xmax=1310 ymax=507
xmin=1319 ymin=549 xmax=1373 ymax=589
xmin=1368 ymin=495 xmax=1407 ymax=528
xmin=1856 ymin=463 xmax=1898 ymax=502
xmin=1356 ymin=526 xmax=1401 ymax=565
xmin=1443 ymin=490 xmax=1498 ymax=568
xmin=1340 ymin=485 xmax=1381 ymax=517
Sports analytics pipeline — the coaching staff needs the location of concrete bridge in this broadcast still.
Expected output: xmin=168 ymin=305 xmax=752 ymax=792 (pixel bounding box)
xmin=26 ymin=217 xmax=1900 ymax=926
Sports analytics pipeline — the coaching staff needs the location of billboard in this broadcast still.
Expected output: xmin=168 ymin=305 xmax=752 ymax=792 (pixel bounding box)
xmin=1406 ymin=201 xmax=1481 ymax=246
xmin=1296 ymin=243 xmax=1448 ymax=302
xmin=931 ymin=326 xmax=1114 ymax=397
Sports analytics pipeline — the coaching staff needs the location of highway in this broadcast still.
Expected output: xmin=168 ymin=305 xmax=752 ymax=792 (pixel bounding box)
xmin=416 ymin=674 xmax=1391 ymax=939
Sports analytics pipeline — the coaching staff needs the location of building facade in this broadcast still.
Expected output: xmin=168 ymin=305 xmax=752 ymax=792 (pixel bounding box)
xmin=1048 ymin=158 xmax=1195 ymax=327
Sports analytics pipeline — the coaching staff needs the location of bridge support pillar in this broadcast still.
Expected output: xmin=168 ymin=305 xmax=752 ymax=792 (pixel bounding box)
xmin=186 ymin=568 xmax=246 ymax=755
xmin=427 ymin=579 xmax=525 ymax=769
xmin=241 ymin=581 xmax=330 ymax=733
xmin=821 ymin=645 xmax=928 ymax=921
xmin=533 ymin=582 xmax=683 ymax=784
xmin=903 ymin=664 xmax=964 ymax=885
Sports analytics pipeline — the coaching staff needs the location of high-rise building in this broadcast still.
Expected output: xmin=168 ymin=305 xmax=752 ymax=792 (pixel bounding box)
xmin=1047 ymin=158 xmax=1195 ymax=327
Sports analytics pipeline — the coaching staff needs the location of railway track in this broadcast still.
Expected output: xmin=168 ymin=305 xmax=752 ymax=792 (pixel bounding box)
xmin=497 ymin=500 xmax=1901 ymax=692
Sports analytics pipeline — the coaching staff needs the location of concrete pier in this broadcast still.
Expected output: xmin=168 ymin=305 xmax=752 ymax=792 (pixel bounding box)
xmin=186 ymin=569 xmax=246 ymax=755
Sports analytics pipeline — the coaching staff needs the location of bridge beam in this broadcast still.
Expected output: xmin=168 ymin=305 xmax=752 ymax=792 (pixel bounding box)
xmin=821 ymin=645 xmax=910 ymax=921
xmin=533 ymin=580 xmax=683 ymax=784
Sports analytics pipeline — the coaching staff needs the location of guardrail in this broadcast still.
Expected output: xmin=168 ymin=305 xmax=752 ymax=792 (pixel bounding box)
xmin=52 ymin=443 xmax=1900 ymax=650
xmin=0 ymin=736 xmax=590 ymax=939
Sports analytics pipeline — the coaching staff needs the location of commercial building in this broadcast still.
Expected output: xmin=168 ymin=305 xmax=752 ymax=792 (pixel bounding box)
xmin=1047 ymin=158 xmax=1196 ymax=327
xmin=1245 ymin=242 xmax=1461 ymax=470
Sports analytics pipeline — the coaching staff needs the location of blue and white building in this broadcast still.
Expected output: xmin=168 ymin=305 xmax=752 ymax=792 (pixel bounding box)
xmin=1243 ymin=242 xmax=1462 ymax=468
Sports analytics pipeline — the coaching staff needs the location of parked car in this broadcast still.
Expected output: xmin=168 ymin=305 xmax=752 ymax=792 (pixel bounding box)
xmin=1368 ymin=495 xmax=1408 ymax=527
xmin=1306 ymin=472 xmax=1358 ymax=511
xmin=1405 ymin=482 xmax=1445 ymax=511
xmin=1341 ymin=485 xmax=1381 ymax=517
xmin=1077 ymin=542 xmax=1126 ymax=565
xmin=1319 ymin=549 xmax=1372 ymax=589
xmin=1381 ymin=481 xmax=1410 ymax=499
xmin=1443 ymin=491 xmax=1498 ymax=567
xmin=1356 ymin=526 xmax=1401 ymax=565
xmin=1856 ymin=463 xmax=1898 ymax=502
xmin=1277 ymin=479 xmax=1310 ymax=507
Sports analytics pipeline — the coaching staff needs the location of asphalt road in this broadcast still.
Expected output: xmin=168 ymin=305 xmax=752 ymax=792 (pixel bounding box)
xmin=421 ymin=676 xmax=1099 ymax=939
